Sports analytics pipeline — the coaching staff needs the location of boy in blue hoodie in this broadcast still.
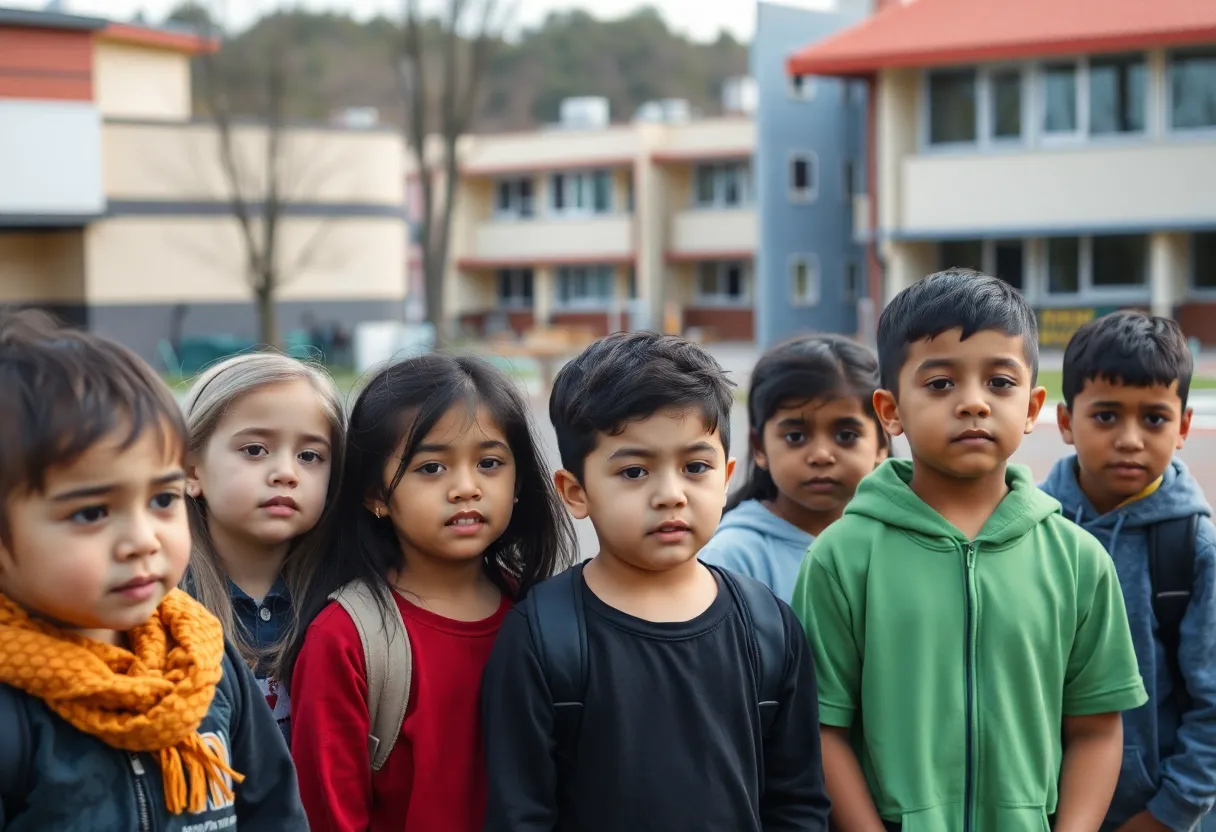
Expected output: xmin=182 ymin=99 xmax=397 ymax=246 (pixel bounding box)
xmin=1042 ymin=310 xmax=1216 ymax=832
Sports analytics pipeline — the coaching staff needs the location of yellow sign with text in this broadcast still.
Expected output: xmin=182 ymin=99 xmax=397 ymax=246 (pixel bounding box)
xmin=1036 ymin=307 xmax=1118 ymax=349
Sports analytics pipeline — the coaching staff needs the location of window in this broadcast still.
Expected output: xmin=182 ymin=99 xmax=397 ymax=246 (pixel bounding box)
xmin=693 ymin=162 xmax=750 ymax=208
xmin=1047 ymin=237 xmax=1081 ymax=294
xmin=843 ymin=160 xmax=856 ymax=199
xmin=1170 ymin=48 xmax=1216 ymax=130
xmin=1194 ymin=232 xmax=1216 ymax=289
xmin=1042 ymin=62 xmax=1079 ymax=134
xmin=1089 ymin=55 xmax=1146 ymax=135
xmin=844 ymin=262 xmax=860 ymax=303
xmin=695 ymin=261 xmax=749 ymax=305
xmin=790 ymin=255 xmax=820 ymax=306
xmin=555 ymin=264 xmax=614 ymax=306
xmin=990 ymin=69 xmax=1023 ymax=139
xmin=1091 ymin=234 xmax=1148 ymax=287
xmin=788 ymin=73 xmax=815 ymax=101
xmin=994 ymin=240 xmax=1025 ymax=291
xmin=938 ymin=240 xmax=984 ymax=271
xmin=789 ymin=153 xmax=818 ymax=202
xmin=550 ymin=170 xmax=612 ymax=215
xmin=496 ymin=268 xmax=534 ymax=307
xmin=495 ymin=177 xmax=534 ymax=218
xmin=928 ymin=68 xmax=978 ymax=144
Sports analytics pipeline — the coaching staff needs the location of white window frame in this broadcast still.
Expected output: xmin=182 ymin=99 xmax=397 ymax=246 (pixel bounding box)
xmin=789 ymin=254 xmax=821 ymax=306
xmin=496 ymin=267 xmax=534 ymax=308
xmin=553 ymin=264 xmax=615 ymax=309
xmin=788 ymin=73 xmax=815 ymax=101
xmin=921 ymin=65 xmax=1029 ymax=151
xmin=936 ymin=239 xmax=1029 ymax=293
xmin=1035 ymin=54 xmax=1150 ymax=146
xmin=788 ymin=151 xmax=818 ymax=203
xmin=1040 ymin=235 xmax=1152 ymax=303
xmin=693 ymin=260 xmax=750 ymax=306
xmin=1166 ymin=47 xmax=1216 ymax=136
xmin=692 ymin=161 xmax=752 ymax=209
xmin=493 ymin=176 xmax=535 ymax=219
xmin=548 ymin=169 xmax=613 ymax=217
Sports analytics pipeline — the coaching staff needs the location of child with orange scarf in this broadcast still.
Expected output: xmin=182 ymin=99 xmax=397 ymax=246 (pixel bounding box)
xmin=0 ymin=310 xmax=307 ymax=831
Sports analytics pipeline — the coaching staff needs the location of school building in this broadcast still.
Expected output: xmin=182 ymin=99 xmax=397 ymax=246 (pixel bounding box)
xmin=787 ymin=0 xmax=1216 ymax=347
xmin=0 ymin=6 xmax=407 ymax=364
xmin=421 ymin=101 xmax=758 ymax=341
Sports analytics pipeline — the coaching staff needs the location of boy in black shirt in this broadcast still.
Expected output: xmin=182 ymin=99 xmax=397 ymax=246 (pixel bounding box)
xmin=481 ymin=331 xmax=830 ymax=832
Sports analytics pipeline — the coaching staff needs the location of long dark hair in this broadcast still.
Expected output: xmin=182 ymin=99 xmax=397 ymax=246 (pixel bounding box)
xmin=727 ymin=334 xmax=887 ymax=511
xmin=282 ymin=353 xmax=575 ymax=688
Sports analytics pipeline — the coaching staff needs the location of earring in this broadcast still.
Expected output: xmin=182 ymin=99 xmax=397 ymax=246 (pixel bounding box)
xmin=374 ymin=506 xmax=382 ymax=519
xmin=514 ymin=497 xmax=519 ymax=504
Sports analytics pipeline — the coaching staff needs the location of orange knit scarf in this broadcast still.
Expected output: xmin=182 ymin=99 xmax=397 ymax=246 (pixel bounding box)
xmin=0 ymin=588 xmax=244 ymax=814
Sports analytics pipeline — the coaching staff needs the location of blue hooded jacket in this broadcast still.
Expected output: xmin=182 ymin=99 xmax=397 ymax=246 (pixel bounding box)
xmin=700 ymin=499 xmax=813 ymax=602
xmin=1042 ymin=457 xmax=1216 ymax=831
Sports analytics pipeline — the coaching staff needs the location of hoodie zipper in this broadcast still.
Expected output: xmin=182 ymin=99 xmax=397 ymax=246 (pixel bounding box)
xmin=962 ymin=542 xmax=978 ymax=832
xmin=129 ymin=753 xmax=152 ymax=832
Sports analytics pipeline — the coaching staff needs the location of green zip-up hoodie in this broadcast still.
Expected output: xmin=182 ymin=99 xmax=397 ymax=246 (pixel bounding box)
xmin=792 ymin=459 xmax=1147 ymax=832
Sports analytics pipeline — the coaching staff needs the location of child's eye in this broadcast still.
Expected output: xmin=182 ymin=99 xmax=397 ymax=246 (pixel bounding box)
xmin=990 ymin=377 xmax=1016 ymax=389
xmin=241 ymin=444 xmax=268 ymax=458
xmin=620 ymin=466 xmax=647 ymax=480
xmin=1145 ymin=413 xmax=1168 ymax=427
xmin=478 ymin=458 xmax=503 ymax=471
xmin=416 ymin=462 xmax=445 ymax=475
xmin=685 ymin=461 xmax=712 ymax=475
xmin=835 ymin=430 xmax=860 ymax=445
xmin=783 ymin=431 xmax=806 ymax=445
xmin=150 ymin=492 xmax=181 ymax=511
xmin=70 ymin=505 xmax=107 ymax=525
xmin=926 ymin=378 xmax=953 ymax=391
xmin=298 ymin=450 xmax=324 ymax=464
xmin=1092 ymin=412 xmax=1118 ymax=425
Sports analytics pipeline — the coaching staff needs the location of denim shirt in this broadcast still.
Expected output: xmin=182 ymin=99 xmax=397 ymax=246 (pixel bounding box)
xmin=229 ymin=577 xmax=293 ymax=746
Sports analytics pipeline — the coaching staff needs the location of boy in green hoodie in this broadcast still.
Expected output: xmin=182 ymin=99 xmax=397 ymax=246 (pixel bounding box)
xmin=791 ymin=269 xmax=1148 ymax=832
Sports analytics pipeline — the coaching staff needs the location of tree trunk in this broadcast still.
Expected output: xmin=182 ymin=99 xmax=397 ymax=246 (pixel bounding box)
xmin=256 ymin=280 xmax=278 ymax=348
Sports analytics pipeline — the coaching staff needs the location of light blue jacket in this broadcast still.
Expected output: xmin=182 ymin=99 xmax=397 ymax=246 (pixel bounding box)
xmin=700 ymin=499 xmax=813 ymax=602
xmin=1042 ymin=457 xmax=1216 ymax=832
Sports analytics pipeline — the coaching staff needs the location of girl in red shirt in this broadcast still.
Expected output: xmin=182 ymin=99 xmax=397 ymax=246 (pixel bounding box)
xmin=284 ymin=354 xmax=575 ymax=832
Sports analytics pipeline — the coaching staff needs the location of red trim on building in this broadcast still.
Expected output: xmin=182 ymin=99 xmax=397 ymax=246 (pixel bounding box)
xmin=787 ymin=0 xmax=1216 ymax=77
xmin=100 ymin=22 xmax=218 ymax=54
xmin=665 ymin=249 xmax=754 ymax=264
xmin=650 ymin=148 xmax=752 ymax=164
xmin=0 ymin=27 xmax=93 ymax=101
xmin=456 ymin=254 xmax=636 ymax=269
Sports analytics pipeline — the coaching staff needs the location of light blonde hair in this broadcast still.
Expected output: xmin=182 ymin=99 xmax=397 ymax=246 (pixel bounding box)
xmin=181 ymin=351 xmax=346 ymax=681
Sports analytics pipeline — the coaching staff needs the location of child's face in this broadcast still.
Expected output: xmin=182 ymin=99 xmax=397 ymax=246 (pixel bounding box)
xmin=555 ymin=407 xmax=735 ymax=572
xmin=0 ymin=425 xmax=190 ymax=645
xmin=875 ymin=328 xmax=1045 ymax=481
xmin=372 ymin=403 xmax=517 ymax=566
xmin=189 ymin=380 xmax=333 ymax=559
xmin=756 ymin=396 xmax=887 ymax=531
xmin=1059 ymin=377 xmax=1191 ymax=513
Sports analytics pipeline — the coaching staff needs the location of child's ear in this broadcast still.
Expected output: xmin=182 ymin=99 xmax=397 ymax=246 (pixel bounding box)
xmin=1178 ymin=407 xmax=1193 ymax=449
xmin=1024 ymin=385 xmax=1048 ymax=435
xmin=1057 ymin=402 xmax=1076 ymax=446
xmin=553 ymin=469 xmax=589 ymax=520
xmin=723 ymin=457 xmax=737 ymax=492
xmin=185 ymin=459 xmax=203 ymax=499
xmin=364 ymin=488 xmax=389 ymax=520
xmin=749 ymin=429 xmax=768 ymax=470
xmin=872 ymin=389 xmax=903 ymax=437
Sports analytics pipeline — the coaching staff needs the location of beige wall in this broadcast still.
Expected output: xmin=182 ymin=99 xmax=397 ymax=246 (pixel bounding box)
xmin=83 ymin=217 xmax=406 ymax=304
xmin=471 ymin=217 xmax=633 ymax=263
xmin=671 ymin=209 xmax=757 ymax=256
xmin=94 ymin=43 xmax=191 ymax=121
xmin=0 ymin=231 xmax=86 ymax=302
xmin=660 ymin=118 xmax=755 ymax=157
xmin=103 ymin=122 xmax=405 ymax=205
xmin=462 ymin=126 xmax=641 ymax=173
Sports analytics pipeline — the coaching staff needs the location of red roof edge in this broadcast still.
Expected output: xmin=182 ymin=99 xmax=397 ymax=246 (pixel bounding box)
xmin=101 ymin=22 xmax=219 ymax=54
xmin=788 ymin=25 xmax=1216 ymax=77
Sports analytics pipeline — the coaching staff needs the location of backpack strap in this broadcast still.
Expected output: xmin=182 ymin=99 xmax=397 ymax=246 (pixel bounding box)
xmin=1147 ymin=514 xmax=1199 ymax=709
xmin=715 ymin=567 xmax=788 ymax=736
xmin=520 ymin=564 xmax=587 ymax=766
xmin=328 ymin=580 xmax=412 ymax=772
xmin=0 ymin=684 xmax=32 ymax=821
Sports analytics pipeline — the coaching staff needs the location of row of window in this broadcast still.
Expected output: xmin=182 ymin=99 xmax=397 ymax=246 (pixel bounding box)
xmin=495 ymin=171 xmax=618 ymax=219
xmin=937 ymin=232 xmax=1216 ymax=297
xmin=927 ymin=48 xmax=1216 ymax=148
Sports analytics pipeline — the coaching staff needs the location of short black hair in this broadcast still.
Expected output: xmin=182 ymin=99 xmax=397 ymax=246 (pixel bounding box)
xmin=1062 ymin=311 xmax=1193 ymax=409
xmin=0 ymin=309 xmax=187 ymax=543
xmin=549 ymin=331 xmax=735 ymax=481
xmin=877 ymin=268 xmax=1039 ymax=393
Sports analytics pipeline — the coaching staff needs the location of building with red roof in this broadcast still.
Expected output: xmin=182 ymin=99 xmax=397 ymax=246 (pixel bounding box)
xmin=787 ymin=0 xmax=1216 ymax=345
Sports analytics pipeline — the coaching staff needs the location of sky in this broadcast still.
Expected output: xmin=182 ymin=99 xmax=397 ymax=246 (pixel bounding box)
xmin=14 ymin=0 xmax=760 ymax=42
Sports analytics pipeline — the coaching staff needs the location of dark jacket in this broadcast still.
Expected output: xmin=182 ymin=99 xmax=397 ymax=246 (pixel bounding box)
xmin=0 ymin=640 xmax=308 ymax=831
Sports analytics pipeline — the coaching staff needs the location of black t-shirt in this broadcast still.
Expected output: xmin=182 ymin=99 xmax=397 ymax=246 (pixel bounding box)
xmin=481 ymin=566 xmax=830 ymax=831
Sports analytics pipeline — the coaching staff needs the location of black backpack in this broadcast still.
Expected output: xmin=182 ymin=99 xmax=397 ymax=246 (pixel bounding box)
xmin=518 ymin=562 xmax=788 ymax=765
xmin=0 ymin=685 xmax=31 ymax=822
xmin=1148 ymin=515 xmax=1200 ymax=709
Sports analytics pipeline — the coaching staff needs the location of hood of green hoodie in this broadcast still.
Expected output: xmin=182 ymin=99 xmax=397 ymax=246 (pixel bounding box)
xmin=845 ymin=458 xmax=1062 ymax=547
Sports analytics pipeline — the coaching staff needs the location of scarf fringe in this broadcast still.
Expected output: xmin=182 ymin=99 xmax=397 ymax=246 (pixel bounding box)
xmin=157 ymin=733 xmax=246 ymax=814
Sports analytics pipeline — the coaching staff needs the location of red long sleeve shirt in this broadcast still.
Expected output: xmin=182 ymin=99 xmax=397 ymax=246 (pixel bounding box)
xmin=291 ymin=589 xmax=511 ymax=832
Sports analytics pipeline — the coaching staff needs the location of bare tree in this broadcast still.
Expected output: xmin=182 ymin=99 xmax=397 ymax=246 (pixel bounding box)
xmin=400 ymin=0 xmax=514 ymax=345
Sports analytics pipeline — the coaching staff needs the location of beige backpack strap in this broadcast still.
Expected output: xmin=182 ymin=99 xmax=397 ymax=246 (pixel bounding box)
xmin=328 ymin=580 xmax=412 ymax=771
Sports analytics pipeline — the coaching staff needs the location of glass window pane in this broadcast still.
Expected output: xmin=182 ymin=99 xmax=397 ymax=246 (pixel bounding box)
xmin=1171 ymin=49 xmax=1216 ymax=130
xmin=928 ymin=69 xmax=977 ymax=144
xmin=1092 ymin=235 xmax=1148 ymax=286
xmin=521 ymin=270 xmax=533 ymax=301
xmin=726 ymin=263 xmax=743 ymax=298
xmin=696 ymin=165 xmax=716 ymax=205
xmin=697 ymin=262 xmax=718 ymax=296
xmin=550 ymin=174 xmax=565 ymax=210
xmin=991 ymin=70 xmax=1022 ymax=139
xmin=792 ymin=158 xmax=808 ymax=190
xmin=497 ymin=269 xmax=511 ymax=300
xmin=497 ymin=181 xmax=511 ymax=211
xmin=722 ymin=165 xmax=740 ymax=206
xmin=518 ymin=178 xmax=533 ymax=217
xmin=792 ymin=261 xmax=807 ymax=299
xmin=1090 ymin=56 xmax=1146 ymax=135
xmin=1195 ymin=232 xmax=1216 ymax=289
xmin=592 ymin=171 xmax=611 ymax=212
xmin=938 ymin=240 xmax=984 ymax=271
xmin=1043 ymin=63 xmax=1078 ymax=133
xmin=994 ymin=241 xmax=1024 ymax=291
xmin=1047 ymin=237 xmax=1081 ymax=294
